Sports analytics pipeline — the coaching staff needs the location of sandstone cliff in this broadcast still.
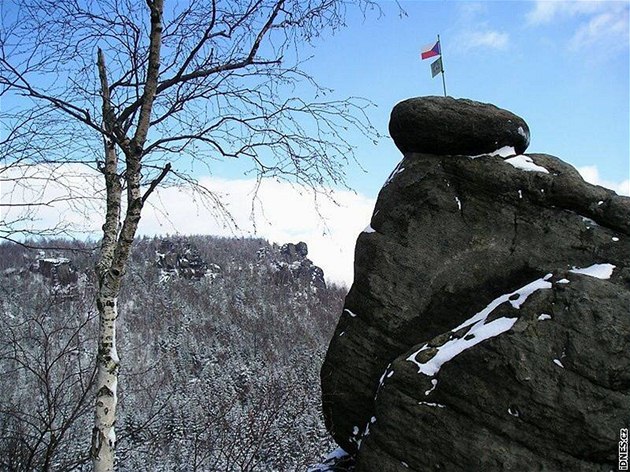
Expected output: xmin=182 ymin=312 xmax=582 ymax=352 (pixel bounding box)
xmin=321 ymin=97 xmax=630 ymax=471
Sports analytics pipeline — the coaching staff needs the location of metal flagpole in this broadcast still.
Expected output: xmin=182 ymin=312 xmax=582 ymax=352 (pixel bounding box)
xmin=438 ymin=34 xmax=447 ymax=97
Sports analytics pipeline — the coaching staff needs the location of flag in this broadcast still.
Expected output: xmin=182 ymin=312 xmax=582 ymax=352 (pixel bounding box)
xmin=421 ymin=39 xmax=441 ymax=60
xmin=431 ymin=57 xmax=443 ymax=77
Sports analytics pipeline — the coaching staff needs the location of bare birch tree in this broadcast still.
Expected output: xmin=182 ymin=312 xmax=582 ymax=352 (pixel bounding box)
xmin=0 ymin=1 xmax=377 ymax=470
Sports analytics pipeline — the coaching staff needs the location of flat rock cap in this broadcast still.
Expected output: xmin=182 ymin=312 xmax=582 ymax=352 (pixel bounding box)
xmin=389 ymin=96 xmax=530 ymax=156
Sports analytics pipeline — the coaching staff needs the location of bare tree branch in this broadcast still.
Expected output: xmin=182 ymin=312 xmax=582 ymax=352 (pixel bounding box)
xmin=142 ymin=162 xmax=171 ymax=204
xmin=0 ymin=1 xmax=382 ymax=469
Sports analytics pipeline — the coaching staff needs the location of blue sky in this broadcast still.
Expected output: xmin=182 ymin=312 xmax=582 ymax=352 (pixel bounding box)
xmin=4 ymin=0 xmax=629 ymax=285
xmin=200 ymin=0 xmax=629 ymax=283
xmin=232 ymin=0 xmax=629 ymax=197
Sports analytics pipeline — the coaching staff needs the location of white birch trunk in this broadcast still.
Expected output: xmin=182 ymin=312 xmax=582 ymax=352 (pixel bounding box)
xmin=90 ymin=3 xmax=164 ymax=470
xmin=91 ymin=294 xmax=120 ymax=472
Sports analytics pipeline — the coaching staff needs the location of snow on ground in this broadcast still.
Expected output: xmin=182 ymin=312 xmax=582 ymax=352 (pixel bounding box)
xmin=40 ymin=257 xmax=71 ymax=264
xmin=424 ymin=378 xmax=438 ymax=396
xmin=455 ymin=275 xmax=553 ymax=331
xmin=493 ymin=146 xmax=517 ymax=158
xmin=455 ymin=196 xmax=462 ymax=210
xmin=418 ymin=401 xmax=446 ymax=408
xmin=508 ymin=406 xmax=520 ymax=417
xmin=383 ymin=160 xmax=405 ymax=187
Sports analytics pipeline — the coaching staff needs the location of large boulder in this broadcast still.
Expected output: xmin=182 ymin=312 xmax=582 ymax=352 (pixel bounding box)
xmin=389 ymin=96 xmax=530 ymax=156
xmin=357 ymin=271 xmax=629 ymax=471
xmin=321 ymin=101 xmax=629 ymax=471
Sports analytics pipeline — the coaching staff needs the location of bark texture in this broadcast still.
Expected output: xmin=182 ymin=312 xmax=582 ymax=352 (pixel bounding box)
xmin=91 ymin=296 xmax=119 ymax=472
xmin=91 ymin=2 xmax=164 ymax=470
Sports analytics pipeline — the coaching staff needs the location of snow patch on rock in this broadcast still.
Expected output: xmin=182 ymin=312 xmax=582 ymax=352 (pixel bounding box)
xmin=505 ymin=155 xmax=550 ymax=174
xmin=407 ymin=275 xmax=553 ymax=376
xmin=569 ymin=263 xmax=615 ymax=280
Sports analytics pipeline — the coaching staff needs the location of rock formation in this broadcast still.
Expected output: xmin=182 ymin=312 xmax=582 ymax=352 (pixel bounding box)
xmin=258 ymin=241 xmax=326 ymax=289
xmin=389 ymin=96 xmax=530 ymax=156
xmin=321 ymin=97 xmax=629 ymax=471
xmin=30 ymin=256 xmax=79 ymax=286
xmin=156 ymin=239 xmax=214 ymax=280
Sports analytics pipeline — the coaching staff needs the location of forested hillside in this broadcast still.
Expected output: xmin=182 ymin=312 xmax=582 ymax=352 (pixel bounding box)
xmin=0 ymin=236 xmax=345 ymax=471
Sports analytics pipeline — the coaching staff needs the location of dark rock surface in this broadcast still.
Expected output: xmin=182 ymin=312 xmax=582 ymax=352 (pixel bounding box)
xmin=30 ymin=257 xmax=78 ymax=286
xmin=321 ymin=103 xmax=629 ymax=471
xmin=258 ymin=241 xmax=326 ymax=289
xmin=389 ymin=96 xmax=530 ymax=156
xmin=156 ymin=240 xmax=211 ymax=280
xmin=354 ymin=271 xmax=629 ymax=471
xmin=282 ymin=241 xmax=309 ymax=260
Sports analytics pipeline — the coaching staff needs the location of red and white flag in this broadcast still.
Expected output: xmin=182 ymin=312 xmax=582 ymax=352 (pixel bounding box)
xmin=421 ymin=40 xmax=441 ymax=60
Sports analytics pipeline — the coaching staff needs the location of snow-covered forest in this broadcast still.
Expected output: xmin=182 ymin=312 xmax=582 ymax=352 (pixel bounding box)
xmin=0 ymin=236 xmax=345 ymax=471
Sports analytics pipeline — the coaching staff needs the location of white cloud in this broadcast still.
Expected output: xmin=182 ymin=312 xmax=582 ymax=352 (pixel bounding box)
xmin=141 ymin=177 xmax=376 ymax=286
xmin=0 ymin=163 xmax=105 ymax=237
xmin=463 ymin=30 xmax=509 ymax=51
xmin=527 ymin=0 xmax=629 ymax=52
xmin=577 ymin=165 xmax=630 ymax=195
xmin=527 ymin=0 xmax=557 ymax=24
xmin=452 ymin=1 xmax=510 ymax=53
xmin=527 ymin=0 xmax=606 ymax=25
xmin=458 ymin=2 xmax=488 ymax=21
xmin=569 ymin=7 xmax=629 ymax=50
xmin=1 ymin=164 xmax=376 ymax=286
xmin=6 ymin=163 xmax=626 ymax=286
